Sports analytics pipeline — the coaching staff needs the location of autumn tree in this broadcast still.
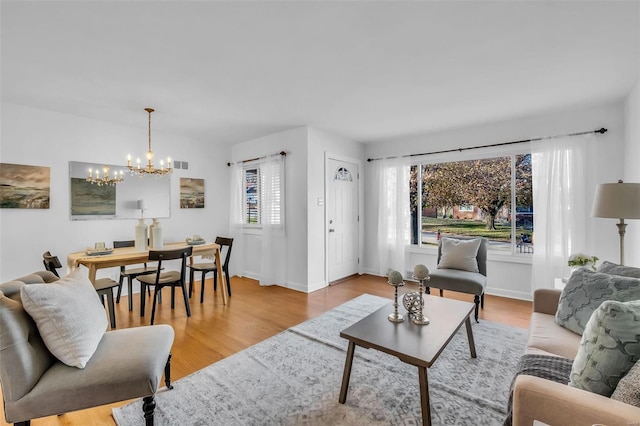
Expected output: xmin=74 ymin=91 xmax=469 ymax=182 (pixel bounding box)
xmin=422 ymin=162 xmax=465 ymax=219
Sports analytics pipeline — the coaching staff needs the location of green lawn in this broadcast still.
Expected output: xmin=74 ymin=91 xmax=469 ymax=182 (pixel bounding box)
xmin=421 ymin=218 xmax=532 ymax=241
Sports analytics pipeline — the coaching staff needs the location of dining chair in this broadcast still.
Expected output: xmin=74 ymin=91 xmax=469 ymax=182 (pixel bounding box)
xmin=41 ymin=251 xmax=119 ymax=328
xmin=137 ymin=246 xmax=193 ymax=325
xmin=113 ymin=240 xmax=158 ymax=311
xmin=188 ymin=237 xmax=234 ymax=303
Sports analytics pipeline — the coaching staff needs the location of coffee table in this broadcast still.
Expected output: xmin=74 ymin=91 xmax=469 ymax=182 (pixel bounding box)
xmin=338 ymin=295 xmax=477 ymax=426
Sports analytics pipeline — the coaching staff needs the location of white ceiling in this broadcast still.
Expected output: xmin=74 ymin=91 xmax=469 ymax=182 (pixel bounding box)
xmin=1 ymin=1 xmax=638 ymax=145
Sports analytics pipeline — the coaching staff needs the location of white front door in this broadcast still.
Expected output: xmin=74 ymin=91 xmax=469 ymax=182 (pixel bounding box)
xmin=327 ymin=158 xmax=359 ymax=282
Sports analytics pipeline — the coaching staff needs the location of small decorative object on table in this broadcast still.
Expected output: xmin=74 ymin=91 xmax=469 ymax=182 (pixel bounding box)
xmin=186 ymin=235 xmax=205 ymax=245
xmin=387 ymin=270 xmax=405 ymax=322
xmin=568 ymin=253 xmax=599 ymax=271
xmin=410 ymin=264 xmax=430 ymax=325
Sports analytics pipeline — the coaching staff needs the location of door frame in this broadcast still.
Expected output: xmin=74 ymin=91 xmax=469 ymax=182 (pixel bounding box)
xmin=324 ymin=152 xmax=364 ymax=284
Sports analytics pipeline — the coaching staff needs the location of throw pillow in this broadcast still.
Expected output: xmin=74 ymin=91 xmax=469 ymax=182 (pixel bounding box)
xmin=554 ymin=269 xmax=640 ymax=335
xmin=437 ymin=237 xmax=481 ymax=273
xmin=569 ymin=300 xmax=640 ymax=397
xmin=597 ymin=261 xmax=640 ymax=279
xmin=612 ymin=360 xmax=640 ymax=407
xmin=20 ymin=269 xmax=108 ymax=368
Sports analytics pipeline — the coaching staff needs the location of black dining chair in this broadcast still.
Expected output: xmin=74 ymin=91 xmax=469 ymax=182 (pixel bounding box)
xmin=42 ymin=251 xmax=119 ymax=329
xmin=137 ymin=246 xmax=193 ymax=325
xmin=188 ymin=237 xmax=234 ymax=303
xmin=113 ymin=240 xmax=158 ymax=311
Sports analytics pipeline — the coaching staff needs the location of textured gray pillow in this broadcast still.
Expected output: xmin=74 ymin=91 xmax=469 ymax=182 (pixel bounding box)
xmin=597 ymin=261 xmax=640 ymax=279
xmin=20 ymin=269 xmax=107 ymax=368
xmin=555 ymin=269 xmax=640 ymax=335
xmin=437 ymin=237 xmax=481 ymax=273
xmin=569 ymin=300 xmax=640 ymax=397
xmin=612 ymin=360 xmax=640 ymax=406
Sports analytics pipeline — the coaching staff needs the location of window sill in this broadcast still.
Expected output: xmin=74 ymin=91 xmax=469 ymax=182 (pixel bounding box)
xmin=406 ymin=245 xmax=533 ymax=265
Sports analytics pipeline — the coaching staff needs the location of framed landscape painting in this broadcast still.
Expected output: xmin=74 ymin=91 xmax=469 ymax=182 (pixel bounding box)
xmin=0 ymin=163 xmax=50 ymax=209
xmin=70 ymin=177 xmax=116 ymax=217
xmin=180 ymin=178 xmax=204 ymax=208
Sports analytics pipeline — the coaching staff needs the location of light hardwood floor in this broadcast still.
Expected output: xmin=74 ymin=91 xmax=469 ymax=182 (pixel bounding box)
xmin=1 ymin=274 xmax=532 ymax=426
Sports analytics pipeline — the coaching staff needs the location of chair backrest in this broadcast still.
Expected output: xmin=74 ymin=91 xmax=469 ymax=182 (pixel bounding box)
xmin=113 ymin=240 xmax=135 ymax=248
xmin=42 ymin=251 xmax=62 ymax=277
xmin=0 ymin=272 xmax=59 ymax=404
xmin=148 ymin=246 xmax=193 ymax=283
xmin=214 ymin=236 xmax=234 ymax=269
xmin=436 ymin=237 xmax=487 ymax=277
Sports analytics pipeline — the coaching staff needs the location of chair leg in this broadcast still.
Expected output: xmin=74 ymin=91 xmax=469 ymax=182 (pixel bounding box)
xmin=439 ymin=289 xmax=443 ymax=297
xmin=140 ymin=283 xmax=146 ymax=316
xmin=127 ymin=276 xmax=134 ymax=312
xmin=181 ymin=282 xmax=192 ymax=317
xmin=106 ymin=290 xmax=116 ymax=329
xmin=188 ymin=268 xmax=194 ymax=298
xmin=170 ymin=286 xmax=176 ymax=309
xmin=116 ymin=274 xmax=124 ymax=303
xmin=225 ymin=268 xmax=231 ymax=297
xmin=200 ymin=271 xmax=206 ymax=303
xmin=164 ymin=353 xmax=174 ymax=390
xmin=142 ymin=395 xmax=155 ymax=426
xmin=150 ymin=286 xmax=161 ymax=325
xmin=473 ymin=295 xmax=480 ymax=323
xmin=481 ymin=293 xmax=485 ymax=309
xmin=213 ymin=270 xmax=217 ymax=291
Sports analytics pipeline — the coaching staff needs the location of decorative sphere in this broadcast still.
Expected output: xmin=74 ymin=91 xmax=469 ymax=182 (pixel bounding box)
xmin=403 ymin=291 xmax=423 ymax=317
xmin=388 ymin=270 xmax=404 ymax=285
xmin=413 ymin=264 xmax=430 ymax=279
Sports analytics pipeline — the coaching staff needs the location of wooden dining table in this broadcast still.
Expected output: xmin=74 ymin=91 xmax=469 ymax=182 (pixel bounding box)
xmin=67 ymin=241 xmax=228 ymax=305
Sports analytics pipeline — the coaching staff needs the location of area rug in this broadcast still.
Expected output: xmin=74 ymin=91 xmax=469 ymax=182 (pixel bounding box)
xmin=113 ymin=294 xmax=528 ymax=425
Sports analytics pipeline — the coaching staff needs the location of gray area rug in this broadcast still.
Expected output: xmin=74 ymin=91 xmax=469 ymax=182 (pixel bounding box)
xmin=113 ymin=294 xmax=528 ymax=425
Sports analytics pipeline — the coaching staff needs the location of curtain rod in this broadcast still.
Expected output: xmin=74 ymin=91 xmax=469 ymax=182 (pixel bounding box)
xmin=227 ymin=151 xmax=287 ymax=167
xmin=366 ymin=127 xmax=607 ymax=162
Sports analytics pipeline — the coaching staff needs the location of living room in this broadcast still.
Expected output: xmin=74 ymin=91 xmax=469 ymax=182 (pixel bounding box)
xmin=1 ymin=1 xmax=640 ymax=425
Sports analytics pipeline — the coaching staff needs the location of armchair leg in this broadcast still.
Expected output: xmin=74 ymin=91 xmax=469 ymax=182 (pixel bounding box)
xmin=473 ymin=295 xmax=480 ymax=323
xmin=142 ymin=395 xmax=155 ymax=426
xmin=439 ymin=289 xmax=443 ymax=297
xmin=15 ymin=421 xmax=31 ymax=426
xmin=164 ymin=353 xmax=174 ymax=390
xmin=480 ymin=293 xmax=485 ymax=309
xmin=425 ymin=286 xmax=430 ymax=295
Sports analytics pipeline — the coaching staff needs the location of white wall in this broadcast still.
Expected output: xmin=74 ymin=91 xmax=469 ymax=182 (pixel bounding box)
xmin=623 ymin=53 xmax=640 ymax=268
xmin=0 ymin=102 xmax=229 ymax=283
xmin=363 ymin=102 xmax=626 ymax=300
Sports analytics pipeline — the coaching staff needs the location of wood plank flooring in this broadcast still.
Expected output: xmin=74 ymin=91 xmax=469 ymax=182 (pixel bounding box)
xmin=1 ymin=274 xmax=532 ymax=426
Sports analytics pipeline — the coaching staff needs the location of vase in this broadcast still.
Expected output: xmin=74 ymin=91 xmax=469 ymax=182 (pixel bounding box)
xmin=135 ymin=219 xmax=148 ymax=252
xmin=151 ymin=219 xmax=163 ymax=249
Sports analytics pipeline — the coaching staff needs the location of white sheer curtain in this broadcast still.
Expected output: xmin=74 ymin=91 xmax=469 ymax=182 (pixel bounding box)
xmin=259 ymin=154 xmax=286 ymax=286
xmin=531 ymin=134 xmax=593 ymax=290
xmin=374 ymin=159 xmax=411 ymax=276
xmin=228 ymin=163 xmax=245 ymax=277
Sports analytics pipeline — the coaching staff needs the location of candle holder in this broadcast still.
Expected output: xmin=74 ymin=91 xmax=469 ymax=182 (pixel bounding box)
xmin=387 ymin=271 xmax=405 ymax=323
xmin=411 ymin=264 xmax=430 ymax=325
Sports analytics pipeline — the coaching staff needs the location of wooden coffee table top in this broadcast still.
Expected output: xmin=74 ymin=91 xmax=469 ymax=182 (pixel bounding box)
xmin=340 ymin=295 xmax=475 ymax=368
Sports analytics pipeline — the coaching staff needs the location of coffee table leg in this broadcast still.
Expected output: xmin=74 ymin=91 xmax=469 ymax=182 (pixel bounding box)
xmin=465 ymin=316 xmax=477 ymax=358
xmin=339 ymin=341 xmax=356 ymax=404
xmin=418 ymin=366 xmax=431 ymax=426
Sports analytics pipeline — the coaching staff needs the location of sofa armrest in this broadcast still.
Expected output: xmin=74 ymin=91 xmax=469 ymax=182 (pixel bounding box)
xmin=513 ymin=375 xmax=640 ymax=426
xmin=532 ymin=289 xmax=561 ymax=315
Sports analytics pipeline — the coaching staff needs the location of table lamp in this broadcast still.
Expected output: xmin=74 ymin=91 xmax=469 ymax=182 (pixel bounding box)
xmin=591 ymin=180 xmax=640 ymax=265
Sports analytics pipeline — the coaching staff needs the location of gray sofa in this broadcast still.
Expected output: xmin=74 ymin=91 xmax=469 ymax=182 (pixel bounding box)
xmin=0 ymin=271 xmax=175 ymax=426
xmin=512 ymin=288 xmax=640 ymax=425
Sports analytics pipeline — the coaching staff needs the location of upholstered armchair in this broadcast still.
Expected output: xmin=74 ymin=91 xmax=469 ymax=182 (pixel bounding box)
xmin=0 ymin=271 xmax=174 ymax=426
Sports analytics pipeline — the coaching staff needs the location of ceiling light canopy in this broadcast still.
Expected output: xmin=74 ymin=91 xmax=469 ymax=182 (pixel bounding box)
xmin=127 ymin=108 xmax=172 ymax=176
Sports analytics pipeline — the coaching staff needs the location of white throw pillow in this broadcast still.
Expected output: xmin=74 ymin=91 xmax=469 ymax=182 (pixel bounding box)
xmin=20 ymin=268 xmax=108 ymax=368
xmin=437 ymin=237 xmax=481 ymax=273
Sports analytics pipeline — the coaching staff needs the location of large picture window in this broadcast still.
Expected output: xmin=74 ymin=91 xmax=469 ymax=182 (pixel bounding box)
xmin=410 ymin=153 xmax=533 ymax=254
xmin=242 ymin=159 xmax=283 ymax=226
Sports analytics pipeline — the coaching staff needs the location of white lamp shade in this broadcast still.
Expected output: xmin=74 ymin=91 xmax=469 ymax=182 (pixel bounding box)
xmin=136 ymin=199 xmax=145 ymax=210
xmin=591 ymin=182 xmax=640 ymax=219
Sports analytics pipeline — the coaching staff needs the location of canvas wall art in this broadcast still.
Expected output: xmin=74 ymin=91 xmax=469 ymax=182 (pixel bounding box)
xmin=180 ymin=177 xmax=204 ymax=208
xmin=0 ymin=163 xmax=51 ymax=209
xmin=70 ymin=177 xmax=116 ymax=216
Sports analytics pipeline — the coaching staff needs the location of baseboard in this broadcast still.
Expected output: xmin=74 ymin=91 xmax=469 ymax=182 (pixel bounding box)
xmin=485 ymin=287 xmax=532 ymax=302
xmin=307 ymin=280 xmax=328 ymax=293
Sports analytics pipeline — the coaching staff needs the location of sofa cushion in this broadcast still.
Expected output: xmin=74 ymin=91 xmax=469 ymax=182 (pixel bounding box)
xmin=526 ymin=312 xmax=581 ymax=359
xmin=555 ymin=269 xmax=640 ymax=335
xmin=568 ymin=300 xmax=640 ymax=397
xmin=597 ymin=261 xmax=640 ymax=279
xmin=437 ymin=237 xmax=481 ymax=272
xmin=20 ymin=269 xmax=108 ymax=368
xmin=612 ymin=360 xmax=640 ymax=407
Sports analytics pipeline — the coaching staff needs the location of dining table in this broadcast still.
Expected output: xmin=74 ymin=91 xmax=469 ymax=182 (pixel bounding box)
xmin=67 ymin=241 xmax=228 ymax=305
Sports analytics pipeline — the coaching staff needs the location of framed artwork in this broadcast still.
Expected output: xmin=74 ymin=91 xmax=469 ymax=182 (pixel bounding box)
xmin=70 ymin=177 xmax=116 ymax=216
xmin=180 ymin=177 xmax=204 ymax=208
xmin=0 ymin=163 xmax=50 ymax=209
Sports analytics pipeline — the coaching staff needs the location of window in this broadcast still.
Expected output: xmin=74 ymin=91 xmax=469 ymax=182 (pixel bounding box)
xmin=242 ymin=159 xmax=284 ymax=225
xmin=410 ymin=153 xmax=533 ymax=254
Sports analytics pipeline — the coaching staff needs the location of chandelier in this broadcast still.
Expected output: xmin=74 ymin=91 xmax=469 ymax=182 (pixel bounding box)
xmin=87 ymin=165 xmax=124 ymax=186
xmin=127 ymin=108 xmax=172 ymax=176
